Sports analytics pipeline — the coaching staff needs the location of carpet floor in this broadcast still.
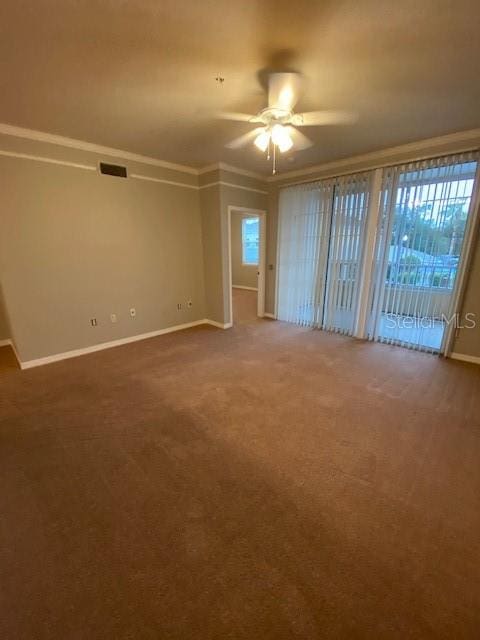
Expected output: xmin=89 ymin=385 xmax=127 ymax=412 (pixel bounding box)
xmin=1 ymin=289 xmax=479 ymax=638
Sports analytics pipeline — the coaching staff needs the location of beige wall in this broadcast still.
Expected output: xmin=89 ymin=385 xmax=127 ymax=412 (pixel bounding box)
xmin=0 ymin=137 xmax=206 ymax=363
xmin=265 ymin=187 xmax=279 ymax=315
xmin=219 ymin=177 xmax=268 ymax=324
xmin=0 ymin=137 xmax=267 ymax=360
xmin=199 ymin=185 xmax=224 ymax=324
xmin=231 ymin=212 xmax=258 ymax=289
xmin=199 ymin=169 xmax=268 ymax=325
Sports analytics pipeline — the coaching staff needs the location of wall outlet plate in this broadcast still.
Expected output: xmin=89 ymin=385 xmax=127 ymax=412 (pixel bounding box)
xmin=110 ymin=313 xmax=117 ymax=323
xmin=130 ymin=308 xmax=136 ymax=318
xmin=187 ymin=300 xmax=193 ymax=308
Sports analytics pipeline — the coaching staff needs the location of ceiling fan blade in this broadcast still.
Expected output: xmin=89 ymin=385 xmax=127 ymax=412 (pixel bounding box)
xmin=226 ymin=127 xmax=265 ymax=149
xmin=216 ymin=112 xmax=262 ymax=123
xmin=291 ymin=110 xmax=357 ymax=126
xmin=285 ymin=126 xmax=313 ymax=151
xmin=268 ymin=73 xmax=302 ymax=111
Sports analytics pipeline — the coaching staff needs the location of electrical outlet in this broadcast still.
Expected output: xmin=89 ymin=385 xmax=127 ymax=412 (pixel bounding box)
xmin=90 ymin=318 xmax=97 ymax=327
xmin=187 ymin=300 xmax=193 ymax=308
xmin=177 ymin=303 xmax=182 ymax=310
xmin=130 ymin=308 xmax=136 ymax=318
xmin=110 ymin=313 xmax=117 ymax=323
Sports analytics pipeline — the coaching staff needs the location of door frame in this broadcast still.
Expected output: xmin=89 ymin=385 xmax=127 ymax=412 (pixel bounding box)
xmin=227 ymin=206 xmax=267 ymax=326
xmin=442 ymin=163 xmax=480 ymax=355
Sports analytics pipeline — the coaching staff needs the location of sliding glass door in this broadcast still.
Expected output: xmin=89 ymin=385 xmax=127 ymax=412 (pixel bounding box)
xmin=322 ymin=173 xmax=371 ymax=334
xmin=277 ymin=151 xmax=479 ymax=355
xmin=368 ymin=153 xmax=478 ymax=353
xmin=277 ymin=180 xmax=334 ymax=326
xmin=277 ymin=172 xmax=371 ymax=335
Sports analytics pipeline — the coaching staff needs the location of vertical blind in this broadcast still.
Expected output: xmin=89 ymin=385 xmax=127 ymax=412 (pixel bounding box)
xmin=322 ymin=173 xmax=371 ymax=334
xmin=277 ymin=180 xmax=334 ymax=326
xmin=276 ymin=151 xmax=479 ymax=355
xmin=367 ymin=151 xmax=479 ymax=353
xmin=277 ymin=172 xmax=371 ymax=335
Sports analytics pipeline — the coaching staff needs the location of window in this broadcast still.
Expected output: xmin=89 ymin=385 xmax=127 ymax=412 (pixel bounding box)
xmin=242 ymin=217 xmax=259 ymax=265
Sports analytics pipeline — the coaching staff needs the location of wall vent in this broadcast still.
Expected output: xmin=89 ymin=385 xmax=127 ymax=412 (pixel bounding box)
xmin=99 ymin=162 xmax=127 ymax=178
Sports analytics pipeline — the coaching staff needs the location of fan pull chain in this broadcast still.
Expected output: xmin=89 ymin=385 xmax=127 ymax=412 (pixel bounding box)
xmin=272 ymin=142 xmax=276 ymax=175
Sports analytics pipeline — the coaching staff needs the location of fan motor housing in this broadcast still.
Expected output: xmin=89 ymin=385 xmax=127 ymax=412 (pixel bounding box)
xmin=257 ymin=107 xmax=293 ymax=125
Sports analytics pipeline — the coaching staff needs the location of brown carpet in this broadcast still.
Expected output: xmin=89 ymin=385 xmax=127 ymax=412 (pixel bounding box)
xmin=1 ymin=289 xmax=479 ymax=638
xmin=232 ymin=287 xmax=259 ymax=325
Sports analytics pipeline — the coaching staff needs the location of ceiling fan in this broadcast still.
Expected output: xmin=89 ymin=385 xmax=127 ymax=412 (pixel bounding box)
xmin=218 ymin=72 xmax=356 ymax=174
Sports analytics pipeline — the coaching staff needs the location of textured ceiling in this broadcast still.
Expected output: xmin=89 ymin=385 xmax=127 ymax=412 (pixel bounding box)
xmin=1 ymin=0 xmax=479 ymax=175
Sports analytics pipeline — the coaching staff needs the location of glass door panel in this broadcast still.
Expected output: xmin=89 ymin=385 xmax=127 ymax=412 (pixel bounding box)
xmin=322 ymin=173 xmax=371 ymax=335
xmin=370 ymin=156 xmax=478 ymax=352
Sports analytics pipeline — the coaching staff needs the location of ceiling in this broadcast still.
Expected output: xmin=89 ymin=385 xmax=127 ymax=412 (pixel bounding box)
xmin=1 ymin=0 xmax=480 ymax=175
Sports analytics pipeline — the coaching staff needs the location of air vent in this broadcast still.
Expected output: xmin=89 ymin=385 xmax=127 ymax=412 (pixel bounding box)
xmin=99 ymin=162 xmax=127 ymax=178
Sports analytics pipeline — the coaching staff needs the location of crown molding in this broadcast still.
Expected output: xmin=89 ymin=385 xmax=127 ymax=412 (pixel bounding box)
xmin=197 ymin=163 xmax=220 ymax=175
xmin=267 ymin=128 xmax=480 ymax=183
xmin=0 ymin=123 xmax=272 ymax=181
xmin=5 ymin=121 xmax=476 ymax=187
xmin=0 ymin=148 xmax=97 ymax=171
xmin=218 ymin=162 xmax=267 ymax=181
xmin=199 ymin=180 xmax=268 ymax=195
xmin=0 ymin=123 xmax=199 ymax=175
xmin=198 ymin=161 xmax=267 ymax=182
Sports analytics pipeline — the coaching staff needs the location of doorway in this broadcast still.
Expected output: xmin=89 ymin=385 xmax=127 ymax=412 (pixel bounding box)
xmin=227 ymin=207 xmax=266 ymax=325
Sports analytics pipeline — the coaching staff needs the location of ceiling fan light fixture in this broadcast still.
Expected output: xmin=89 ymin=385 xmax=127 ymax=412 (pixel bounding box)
xmin=278 ymin=136 xmax=293 ymax=153
xmin=271 ymin=124 xmax=293 ymax=152
xmin=254 ymin=129 xmax=270 ymax=152
xmin=221 ymin=71 xmax=356 ymax=173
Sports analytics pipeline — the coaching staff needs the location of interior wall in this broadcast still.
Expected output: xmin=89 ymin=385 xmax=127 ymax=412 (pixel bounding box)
xmin=231 ymin=212 xmax=258 ymax=289
xmin=198 ymin=168 xmax=268 ymax=326
xmin=199 ymin=183 xmax=224 ymax=324
xmin=0 ymin=134 xmax=206 ymax=363
xmin=219 ymin=173 xmax=268 ymax=324
xmin=265 ymin=187 xmax=279 ymax=315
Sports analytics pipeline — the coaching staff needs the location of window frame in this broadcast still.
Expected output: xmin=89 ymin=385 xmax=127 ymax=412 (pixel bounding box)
xmin=241 ymin=216 xmax=260 ymax=266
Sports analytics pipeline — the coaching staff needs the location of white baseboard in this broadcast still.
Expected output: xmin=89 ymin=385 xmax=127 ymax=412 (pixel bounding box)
xmin=263 ymin=313 xmax=276 ymax=319
xmin=449 ymin=352 xmax=480 ymax=365
xmin=0 ymin=338 xmax=12 ymax=347
xmin=19 ymin=319 xmax=222 ymax=370
xmin=232 ymin=285 xmax=258 ymax=291
xmin=204 ymin=319 xmax=233 ymax=330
